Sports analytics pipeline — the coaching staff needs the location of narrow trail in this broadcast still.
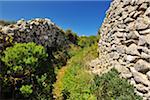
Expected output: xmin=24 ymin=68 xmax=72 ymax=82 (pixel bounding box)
xmin=53 ymin=66 xmax=68 ymax=99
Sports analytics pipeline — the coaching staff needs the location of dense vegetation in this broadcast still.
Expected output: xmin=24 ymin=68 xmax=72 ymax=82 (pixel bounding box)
xmin=93 ymin=68 xmax=142 ymax=100
xmin=0 ymin=28 xmax=141 ymax=99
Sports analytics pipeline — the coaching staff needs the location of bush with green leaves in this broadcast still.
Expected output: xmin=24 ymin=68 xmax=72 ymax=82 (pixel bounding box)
xmin=2 ymin=42 xmax=48 ymax=68
xmin=1 ymin=42 xmax=54 ymax=99
xmin=92 ymin=68 xmax=142 ymax=100
xmin=77 ymin=35 xmax=99 ymax=48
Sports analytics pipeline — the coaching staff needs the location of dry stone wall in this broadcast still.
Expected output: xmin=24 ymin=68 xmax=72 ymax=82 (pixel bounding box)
xmin=0 ymin=18 xmax=68 ymax=53
xmin=93 ymin=0 xmax=150 ymax=99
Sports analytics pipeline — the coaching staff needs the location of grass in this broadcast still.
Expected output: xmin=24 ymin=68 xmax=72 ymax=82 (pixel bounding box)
xmin=53 ymin=43 xmax=98 ymax=100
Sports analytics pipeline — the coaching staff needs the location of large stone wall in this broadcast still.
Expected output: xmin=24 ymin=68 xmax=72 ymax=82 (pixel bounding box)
xmin=94 ymin=0 xmax=150 ymax=99
xmin=0 ymin=18 xmax=68 ymax=53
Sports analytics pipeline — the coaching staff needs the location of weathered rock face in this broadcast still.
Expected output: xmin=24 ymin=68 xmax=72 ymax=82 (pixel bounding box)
xmin=0 ymin=18 xmax=68 ymax=53
xmin=92 ymin=0 xmax=150 ymax=99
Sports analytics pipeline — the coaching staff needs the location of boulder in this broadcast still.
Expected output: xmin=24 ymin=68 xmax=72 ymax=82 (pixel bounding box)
xmin=137 ymin=0 xmax=149 ymax=5
xmin=141 ymin=52 xmax=150 ymax=59
xmin=135 ymin=90 xmax=144 ymax=97
xmin=136 ymin=84 xmax=148 ymax=93
xmin=126 ymin=31 xmax=139 ymax=40
xmin=138 ymin=36 xmax=146 ymax=46
xmin=144 ymin=7 xmax=150 ymax=16
xmin=138 ymin=46 xmax=150 ymax=54
xmin=115 ymin=65 xmax=132 ymax=78
xmin=130 ymin=67 xmax=150 ymax=86
xmin=135 ymin=18 xmax=148 ymax=30
xmin=139 ymin=3 xmax=148 ymax=10
xmin=133 ymin=11 xmax=143 ymax=18
xmin=145 ymin=34 xmax=150 ymax=45
xmin=126 ymin=44 xmax=140 ymax=56
xmin=146 ymin=71 xmax=150 ymax=80
xmin=134 ymin=59 xmax=150 ymax=73
xmin=139 ymin=29 xmax=150 ymax=35
xmin=130 ymin=78 xmax=136 ymax=85
xmin=109 ymin=52 xmax=120 ymax=60
xmin=116 ymin=45 xmax=126 ymax=54
xmin=143 ymin=92 xmax=150 ymax=99
xmin=124 ymin=17 xmax=134 ymax=23
xmin=125 ymin=55 xmax=139 ymax=62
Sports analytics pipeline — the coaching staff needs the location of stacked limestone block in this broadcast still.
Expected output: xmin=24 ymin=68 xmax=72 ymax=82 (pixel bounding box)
xmin=0 ymin=18 xmax=68 ymax=52
xmin=93 ymin=0 xmax=150 ymax=99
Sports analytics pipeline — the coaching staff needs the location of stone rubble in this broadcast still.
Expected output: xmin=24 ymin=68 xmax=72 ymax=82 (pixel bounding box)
xmin=90 ymin=0 xmax=150 ymax=99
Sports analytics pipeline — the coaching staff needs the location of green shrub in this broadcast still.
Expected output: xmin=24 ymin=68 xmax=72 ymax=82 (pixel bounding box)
xmin=77 ymin=36 xmax=98 ymax=48
xmin=92 ymin=68 xmax=142 ymax=100
xmin=1 ymin=42 xmax=54 ymax=99
xmin=2 ymin=42 xmax=48 ymax=68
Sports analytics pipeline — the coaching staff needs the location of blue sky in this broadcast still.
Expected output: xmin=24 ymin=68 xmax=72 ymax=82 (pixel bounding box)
xmin=0 ymin=1 xmax=111 ymax=36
